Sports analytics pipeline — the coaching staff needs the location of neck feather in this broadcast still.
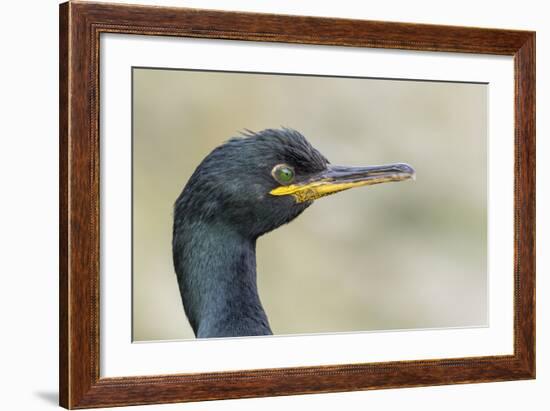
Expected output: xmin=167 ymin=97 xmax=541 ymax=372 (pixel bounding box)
xmin=173 ymin=222 xmax=272 ymax=338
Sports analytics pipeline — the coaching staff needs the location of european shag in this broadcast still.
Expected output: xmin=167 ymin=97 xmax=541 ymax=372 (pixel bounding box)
xmin=173 ymin=128 xmax=415 ymax=338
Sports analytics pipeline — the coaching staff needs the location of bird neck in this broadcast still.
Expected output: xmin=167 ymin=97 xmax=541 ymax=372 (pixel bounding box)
xmin=174 ymin=222 xmax=272 ymax=338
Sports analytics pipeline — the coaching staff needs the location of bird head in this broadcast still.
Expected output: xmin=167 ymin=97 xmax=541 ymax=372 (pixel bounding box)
xmin=174 ymin=128 xmax=415 ymax=239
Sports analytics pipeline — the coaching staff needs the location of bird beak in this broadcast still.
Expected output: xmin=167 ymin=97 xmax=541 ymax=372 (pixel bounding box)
xmin=270 ymin=163 xmax=415 ymax=203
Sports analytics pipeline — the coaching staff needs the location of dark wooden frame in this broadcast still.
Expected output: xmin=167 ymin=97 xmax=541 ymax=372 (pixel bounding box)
xmin=59 ymin=1 xmax=535 ymax=408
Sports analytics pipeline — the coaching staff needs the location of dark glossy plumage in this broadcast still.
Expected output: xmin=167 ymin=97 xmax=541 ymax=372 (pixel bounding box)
xmin=173 ymin=128 xmax=327 ymax=338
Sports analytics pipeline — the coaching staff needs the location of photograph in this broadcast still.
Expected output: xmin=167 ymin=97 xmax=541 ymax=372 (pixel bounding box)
xmin=52 ymin=1 xmax=537 ymax=408
xmin=132 ymin=68 xmax=488 ymax=341
xmin=0 ymin=0 xmax=543 ymax=407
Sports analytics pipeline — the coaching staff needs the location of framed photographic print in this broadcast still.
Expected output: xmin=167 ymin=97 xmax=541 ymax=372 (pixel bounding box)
xmin=59 ymin=1 xmax=535 ymax=408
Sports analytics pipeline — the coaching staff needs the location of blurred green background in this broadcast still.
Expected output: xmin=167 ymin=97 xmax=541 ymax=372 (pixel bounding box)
xmin=132 ymin=68 xmax=487 ymax=341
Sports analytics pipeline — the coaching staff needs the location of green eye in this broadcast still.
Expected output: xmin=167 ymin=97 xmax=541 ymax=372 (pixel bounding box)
xmin=272 ymin=164 xmax=295 ymax=184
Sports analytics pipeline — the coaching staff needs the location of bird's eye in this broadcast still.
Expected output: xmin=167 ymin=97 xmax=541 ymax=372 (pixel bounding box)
xmin=272 ymin=164 xmax=295 ymax=185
